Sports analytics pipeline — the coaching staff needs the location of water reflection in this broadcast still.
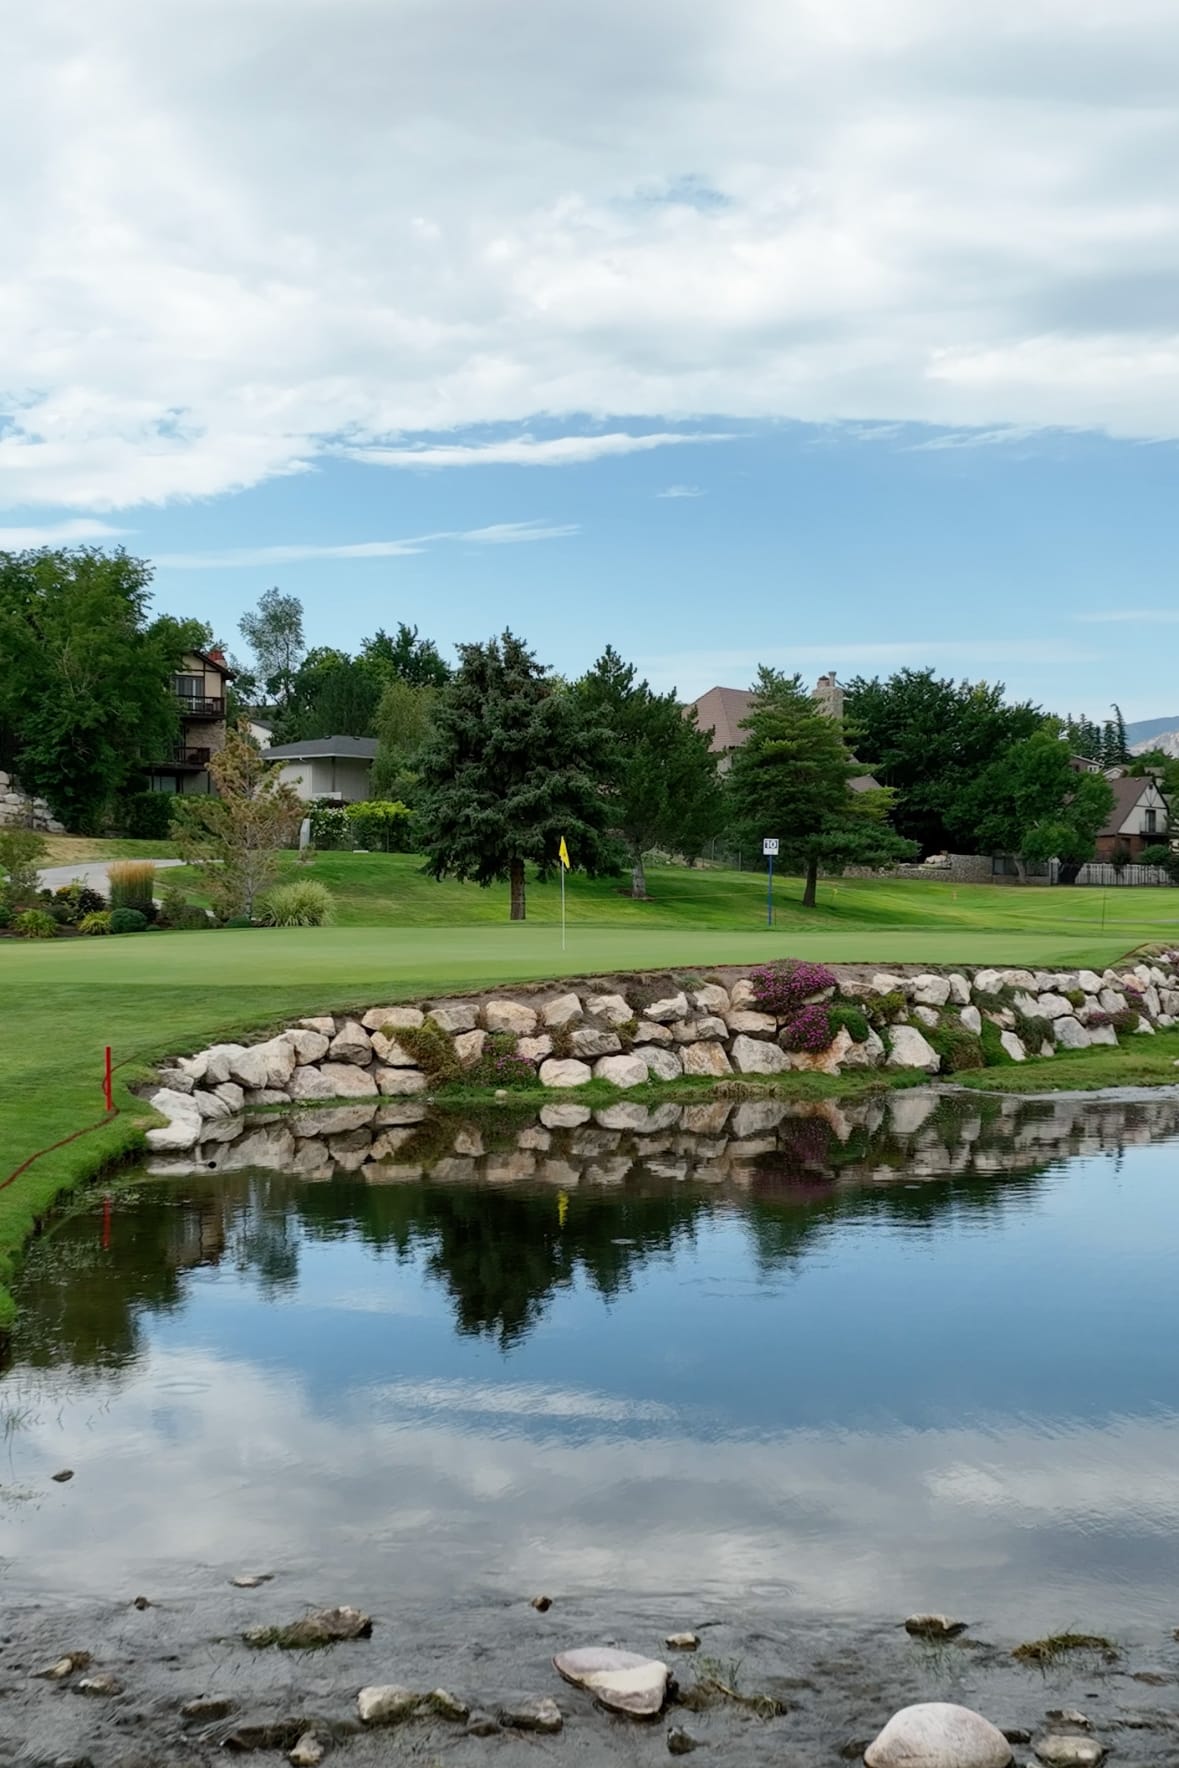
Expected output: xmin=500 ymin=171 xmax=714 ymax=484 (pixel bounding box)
xmin=3 ymin=1091 xmax=1179 ymax=1630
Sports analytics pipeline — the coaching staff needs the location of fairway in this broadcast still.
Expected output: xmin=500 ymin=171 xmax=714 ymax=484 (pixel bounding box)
xmin=3 ymin=856 xmax=1177 ymax=1329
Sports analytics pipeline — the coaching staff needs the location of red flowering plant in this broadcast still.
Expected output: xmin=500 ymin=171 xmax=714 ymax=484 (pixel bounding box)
xmin=779 ymin=1003 xmax=834 ymax=1053
xmin=750 ymin=960 xmax=837 ymax=1018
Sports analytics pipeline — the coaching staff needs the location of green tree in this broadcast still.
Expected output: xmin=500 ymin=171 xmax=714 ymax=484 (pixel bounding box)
xmin=416 ymin=631 xmax=613 ymax=920
xmin=728 ymin=669 xmax=915 ymax=907
xmin=238 ymin=586 xmax=305 ymax=705
xmin=843 ymin=669 xmax=1045 ymax=853
xmin=173 ymin=720 xmax=303 ymax=919
xmin=371 ymin=676 xmax=438 ymax=802
xmin=575 ymin=646 xmax=722 ymax=897
xmin=361 ymin=623 xmax=450 ymax=689
xmin=967 ymin=730 xmax=1114 ymax=881
xmin=0 ymin=547 xmax=204 ymax=833
xmin=270 ymin=646 xmax=382 ymax=742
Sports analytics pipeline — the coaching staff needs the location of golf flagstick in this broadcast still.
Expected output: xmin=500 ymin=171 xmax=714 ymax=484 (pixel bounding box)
xmin=558 ymin=836 xmax=571 ymax=951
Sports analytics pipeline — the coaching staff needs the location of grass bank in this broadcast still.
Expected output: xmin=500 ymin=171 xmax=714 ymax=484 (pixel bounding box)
xmin=3 ymin=857 xmax=1179 ymax=1333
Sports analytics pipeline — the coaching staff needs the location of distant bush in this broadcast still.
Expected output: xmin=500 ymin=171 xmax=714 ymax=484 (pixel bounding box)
xmin=828 ymin=1004 xmax=871 ymax=1043
xmin=307 ymin=802 xmax=349 ymax=848
xmin=462 ymin=1032 xmax=537 ymax=1090
xmin=79 ymin=910 xmax=113 ymax=935
xmin=397 ymin=1017 xmax=461 ymax=1087
xmin=259 ymin=880 xmax=336 ymax=926
xmin=108 ymin=861 xmax=157 ymax=921
xmin=110 ymin=906 xmax=148 ymax=934
xmin=1108 ymin=1007 xmax=1139 ymax=1034
xmin=157 ymin=883 xmax=187 ymax=927
xmin=780 ymin=1004 xmax=834 ymax=1053
xmin=928 ymin=1024 xmax=985 ymax=1072
xmin=13 ymin=907 xmax=58 ymax=939
xmin=0 ymin=901 xmax=11 ymax=930
xmin=120 ymin=792 xmax=176 ymax=841
xmin=0 ymin=829 xmax=47 ymax=904
xmin=346 ymin=800 xmax=414 ymax=852
xmin=750 ymin=960 xmax=837 ymax=1018
xmin=175 ymin=904 xmax=210 ymax=929
xmin=1140 ymin=844 xmax=1173 ymax=870
xmin=53 ymin=883 xmax=107 ymax=925
xmin=223 ymin=914 xmax=254 ymax=928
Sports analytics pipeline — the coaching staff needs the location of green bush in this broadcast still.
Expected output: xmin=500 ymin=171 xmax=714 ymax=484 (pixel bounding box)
xmin=0 ymin=900 xmax=10 ymax=930
xmin=223 ymin=914 xmax=254 ymax=928
xmin=461 ymin=1031 xmax=537 ymax=1090
xmin=1014 ymin=1011 xmax=1052 ymax=1048
xmin=1140 ymin=844 xmax=1173 ymax=870
xmin=868 ymin=989 xmax=907 ymax=1027
xmin=345 ymin=800 xmax=414 ymax=852
xmin=926 ymin=1023 xmax=985 ymax=1072
xmin=980 ymin=1019 xmax=1015 ymax=1066
xmin=259 ymin=880 xmax=336 ymax=927
xmin=108 ymin=861 xmax=157 ymax=921
xmin=397 ymin=1017 xmax=461 ymax=1087
xmin=176 ymin=904 xmax=210 ymax=930
xmin=829 ymin=1003 xmax=871 ymax=1043
xmin=79 ymin=910 xmax=113 ymax=935
xmin=110 ymin=906 xmax=148 ymax=934
xmin=0 ymin=829 xmax=47 ymax=904
xmin=53 ymin=883 xmax=107 ymax=924
xmin=157 ymin=882 xmax=187 ymax=926
xmin=120 ymin=792 xmax=176 ymax=841
xmin=307 ymin=802 xmax=349 ymax=848
xmin=13 ymin=907 xmax=58 ymax=939
xmin=1108 ymin=1006 xmax=1139 ymax=1034
xmin=1065 ymin=988 xmax=1086 ymax=1009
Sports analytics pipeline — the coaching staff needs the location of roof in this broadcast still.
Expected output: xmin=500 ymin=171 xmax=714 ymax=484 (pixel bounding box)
xmin=194 ymin=647 xmax=235 ymax=679
xmin=687 ymin=686 xmax=754 ymax=754
xmin=849 ymin=773 xmax=882 ymax=792
xmin=263 ymin=736 xmax=378 ymax=761
xmin=1099 ymin=773 xmax=1167 ymax=837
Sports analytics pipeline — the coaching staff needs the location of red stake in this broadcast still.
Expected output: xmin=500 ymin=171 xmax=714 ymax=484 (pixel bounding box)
xmin=103 ymin=1045 xmax=113 ymax=1113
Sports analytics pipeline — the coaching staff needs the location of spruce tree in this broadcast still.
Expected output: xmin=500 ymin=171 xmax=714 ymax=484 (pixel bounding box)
xmin=416 ymin=631 xmax=613 ymax=920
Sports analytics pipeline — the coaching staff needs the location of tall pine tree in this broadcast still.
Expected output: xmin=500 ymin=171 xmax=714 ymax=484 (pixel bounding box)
xmin=416 ymin=631 xmax=613 ymax=920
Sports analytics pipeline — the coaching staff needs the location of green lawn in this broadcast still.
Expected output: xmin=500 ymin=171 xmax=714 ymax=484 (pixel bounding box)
xmin=2 ymin=855 xmax=1177 ymax=1333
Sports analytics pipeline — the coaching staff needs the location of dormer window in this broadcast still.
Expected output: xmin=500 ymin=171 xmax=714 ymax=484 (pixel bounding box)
xmin=1145 ymin=808 xmax=1158 ymax=835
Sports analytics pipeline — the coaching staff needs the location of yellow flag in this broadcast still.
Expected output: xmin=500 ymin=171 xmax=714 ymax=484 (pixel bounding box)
xmin=558 ymin=836 xmax=571 ymax=870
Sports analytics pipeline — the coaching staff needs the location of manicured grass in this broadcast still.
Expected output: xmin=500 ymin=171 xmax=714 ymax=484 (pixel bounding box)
xmin=3 ymin=854 xmax=1178 ymax=1334
xmin=37 ymin=834 xmax=180 ymax=866
xmin=959 ymin=1029 xmax=1179 ymax=1092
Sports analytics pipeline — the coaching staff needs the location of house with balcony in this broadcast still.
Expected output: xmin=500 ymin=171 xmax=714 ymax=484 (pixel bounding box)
xmin=1094 ymin=774 xmax=1171 ymax=860
xmin=144 ymin=648 xmax=234 ymax=796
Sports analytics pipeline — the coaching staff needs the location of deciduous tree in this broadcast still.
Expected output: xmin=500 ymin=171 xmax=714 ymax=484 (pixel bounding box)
xmin=238 ymin=587 xmax=305 ymax=705
xmin=173 ymin=720 xmax=303 ymax=919
xmin=967 ymin=730 xmax=1114 ymax=881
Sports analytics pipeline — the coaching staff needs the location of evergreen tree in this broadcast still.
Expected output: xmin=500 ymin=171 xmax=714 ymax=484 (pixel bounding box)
xmin=728 ymin=669 xmax=914 ymax=907
xmin=575 ymin=646 xmax=723 ymax=897
xmin=416 ymin=631 xmax=614 ymax=920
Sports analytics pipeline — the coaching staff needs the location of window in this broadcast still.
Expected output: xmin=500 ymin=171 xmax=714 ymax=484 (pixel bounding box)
xmin=1145 ymin=808 xmax=1158 ymax=835
xmin=173 ymin=673 xmax=204 ymax=700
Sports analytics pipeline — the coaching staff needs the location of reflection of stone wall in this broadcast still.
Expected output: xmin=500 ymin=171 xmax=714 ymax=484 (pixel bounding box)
xmin=146 ymin=1091 xmax=1179 ymax=1193
xmin=142 ymin=952 xmax=1179 ymax=1152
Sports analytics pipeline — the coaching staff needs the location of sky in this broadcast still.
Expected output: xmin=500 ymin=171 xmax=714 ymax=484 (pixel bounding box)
xmin=3 ymin=0 xmax=1178 ymax=719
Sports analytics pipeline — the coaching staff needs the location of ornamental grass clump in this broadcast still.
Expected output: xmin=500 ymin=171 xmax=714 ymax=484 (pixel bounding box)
xmin=13 ymin=907 xmax=57 ymax=939
xmin=750 ymin=960 xmax=837 ymax=1018
xmin=108 ymin=861 xmax=157 ymax=921
xmin=779 ymin=1003 xmax=833 ymax=1053
xmin=259 ymin=880 xmax=335 ymax=927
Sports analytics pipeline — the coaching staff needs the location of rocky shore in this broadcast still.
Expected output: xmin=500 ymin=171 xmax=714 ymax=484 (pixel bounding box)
xmin=5 ymin=1583 xmax=1178 ymax=1767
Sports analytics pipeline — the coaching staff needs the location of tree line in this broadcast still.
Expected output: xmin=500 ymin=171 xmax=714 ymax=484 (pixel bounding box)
xmin=0 ymin=546 xmax=1167 ymax=908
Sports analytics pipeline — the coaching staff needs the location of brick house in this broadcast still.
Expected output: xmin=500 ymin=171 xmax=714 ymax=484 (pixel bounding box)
xmin=686 ymin=674 xmax=880 ymax=790
xmin=144 ymin=647 xmax=234 ymax=797
xmin=1094 ymin=775 xmax=1171 ymax=860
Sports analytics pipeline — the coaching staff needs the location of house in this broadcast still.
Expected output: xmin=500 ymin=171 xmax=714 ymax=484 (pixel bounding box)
xmin=145 ymin=648 xmax=234 ymax=796
xmin=1094 ymin=775 xmax=1171 ymax=860
xmin=687 ymin=673 xmax=880 ymax=790
xmin=262 ymin=735 xmax=377 ymax=802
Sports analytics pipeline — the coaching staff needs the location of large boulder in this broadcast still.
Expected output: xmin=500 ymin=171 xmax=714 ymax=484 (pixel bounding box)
xmin=202 ymin=1043 xmax=247 ymax=1085
xmin=682 ymin=1041 xmax=733 ymax=1078
xmin=785 ymin=1025 xmax=854 ymax=1075
xmin=912 ymin=974 xmax=951 ymax=1008
xmin=947 ymin=973 xmax=971 ymax=1004
xmin=361 ymin=1005 xmax=424 ymax=1033
xmin=485 ymin=1000 xmax=538 ymax=1036
xmin=1086 ymin=1023 xmax=1117 ymax=1047
xmin=430 ymin=1003 xmax=478 ymax=1034
xmin=584 ymin=993 xmax=635 ymax=1026
xmin=693 ymin=983 xmax=731 ymax=1014
xmin=726 ymin=1009 xmax=778 ymax=1037
xmin=644 ymin=992 xmax=689 ymax=1023
xmin=517 ymin=1035 xmax=554 ymax=1064
xmin=539 ymin=1058 xmax=593 ymax=1089
xmin=864 ymin=1702 xmax=1012 ymax=1768
xmin=146 ymin=1088 xmax=203 ymax=1151
xmin=731 ymin=1035 xmax=788 ymax=1075
xmin=999 ymin=1030 xmax=1027 ymax=1062
xmin=571 ymin=1026 xmax=622 ymax=1059
xmin=553 ymin=1648 xmax=670 ymax=1719
xmin=229 ymin=1039 xmax=297 ymax=1089
xmin=327 ymin=1021 xmax=373 ymax=1066
xmin=542 ymin=992 xmax=584 ymax=1030
xmin=453 ymin=1029 xmax=487 ymax=1066
xmin=673 ymin=1015 xmax=727 ymax=1043
xmin=959 ymin=1005 xmax=983 ymax=1034
xmin=840 ymin=1028 xmax=885 ymax=1070
xmin=1037 ymin=993 xmax=1073 ymax=1020
xmin=283 ymin=1027 xmax=330 ymax=1065
xmin=885 ymin=1025 xmax=940 ymax=1072
xmin=289 ymin=1063 xmax=378 ymax=1100
xmin=634 ymin=1020 xmax=673 ymax=1044
xmin=371 ymin=1030 xmax=419 ymax=1065
xmin=594 ymin=1054 xmax=649 ymax=1089
xmin=638 ymin=1046 xmax=683 ymax=1083
xmin=1053 ymin=1016 xmax=1090 ymax=1050
xmin=376 ymin=1067 xmax=428 ymax=1096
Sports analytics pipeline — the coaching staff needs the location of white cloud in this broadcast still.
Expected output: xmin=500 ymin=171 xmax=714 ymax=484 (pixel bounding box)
xmin=155 ymin=518 xmax=579 ymax=569
xmin=1075 ymin=609 xmax=1179 ymax=623
xmin=0 ymin=518 xmax=127 ymax=547
xmin=6 ymin=0 xmax=1179 ymax=509
xmin=656 ymin=483 xmax=705 ymax=498
xmin=345 ymin=433 xmax=730 ymax=470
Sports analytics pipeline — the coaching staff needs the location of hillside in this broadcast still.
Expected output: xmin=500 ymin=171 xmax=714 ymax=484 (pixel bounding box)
xmin=1126 ymin=713 xmax=1179 ymax=748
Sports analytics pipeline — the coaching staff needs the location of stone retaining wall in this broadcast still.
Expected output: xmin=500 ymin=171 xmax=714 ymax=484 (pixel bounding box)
xmin=0 ymin=770 xmax=65 ymax=834
xmin=143 ymin=954 xmax=1179 ymax=1153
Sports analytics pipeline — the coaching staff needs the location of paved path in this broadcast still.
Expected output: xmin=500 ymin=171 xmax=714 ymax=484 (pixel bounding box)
xmin=38 ymin=858 xmax=186 ymax=893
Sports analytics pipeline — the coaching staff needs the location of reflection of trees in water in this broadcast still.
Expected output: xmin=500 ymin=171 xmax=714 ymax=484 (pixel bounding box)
xmin=8 ymin=1093 xmax=1179 ymax=1375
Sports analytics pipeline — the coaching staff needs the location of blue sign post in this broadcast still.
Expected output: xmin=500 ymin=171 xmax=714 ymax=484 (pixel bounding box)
xmin=763 ymin=837 xmax=779 ymax=927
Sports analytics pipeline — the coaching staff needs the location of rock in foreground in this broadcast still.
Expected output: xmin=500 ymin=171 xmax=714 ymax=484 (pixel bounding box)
xmin=554 ymin=1647 xmax=671 ymax=1717
xmin=245 ymin=1605 xmax=372 ymax=1650
xmin=865 ymin=1702 xmax=1012 ymax=1768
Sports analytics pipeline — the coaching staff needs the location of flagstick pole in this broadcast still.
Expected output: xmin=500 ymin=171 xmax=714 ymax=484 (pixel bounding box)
xmin=561 ymin=861 xmax=566 ymax=952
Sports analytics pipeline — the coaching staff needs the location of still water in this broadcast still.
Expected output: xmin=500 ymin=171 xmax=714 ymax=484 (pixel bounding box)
xmin=3 ymin=1090 xmax=1179 ymax=1636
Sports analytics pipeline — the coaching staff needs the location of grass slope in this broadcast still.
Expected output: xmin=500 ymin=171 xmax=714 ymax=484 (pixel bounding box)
xmin=3 ymin=855 xmax=1177 ymax=1332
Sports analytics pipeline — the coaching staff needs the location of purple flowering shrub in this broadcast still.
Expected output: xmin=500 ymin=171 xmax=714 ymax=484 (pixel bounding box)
xmin=779 ymin=1003 xmax=834 ymax=1053
xmin=750 ymin=960 xmax=837 ymax=1018
xmin=466 ymin=1032 xmax=538 ymax=1090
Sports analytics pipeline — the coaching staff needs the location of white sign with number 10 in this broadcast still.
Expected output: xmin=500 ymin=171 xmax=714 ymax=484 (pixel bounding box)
xmin=763 ymin=838 xmax=780 ymax=857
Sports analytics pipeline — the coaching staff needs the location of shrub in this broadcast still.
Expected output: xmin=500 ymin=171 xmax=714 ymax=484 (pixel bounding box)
xmin=980 ymin=1019 xmax=1015 ymax=1066
xmin=868 ymin=989 xmax=907 ymax=1027
xmin=120 ymin=791 xmax=176 ymax=841
xmin=223 ymin=914 xmax=254 ymax=928
xmin=308 ymin=802 xmax=349 ymax=848
xmin=0 ymin=901 xmax=10 ymax=930
xmin=259 ymin=880 xmax=336 ymax=927
xmin=1065 ymin=988 xmax=1086 ymax=1009
xmin=462 ymin=1032 xmax=537 ymax=1090
xmin=397 ymin=1017 xmax=461 ymax=1087
xmin=1140 ymin=844 xmax=1173 ymax=870
xmin=176 ymin=904 xmax=210 ymax=930
xmin=751 ymin=960 xmax=837 ymax=1017
xmin=110 ymin=906 xmax=148 ymax=934
xmin=41 ymin=894 xmax=74 ymax=925
xmin=13 ymin=907 xmax=57 ymax=939
xmin=53 ymin=883 xmax=107 ymax=924
xmin=79 ymin=910 xmax=113 ymax=935
xmin=828 ymin=1004 xmax=870 ymax=1043
xmin=0 ymin=829 xmax=47 ymax=903
xmin=780 ymin=1003 xmax=834 ymax=1053
xmin=927 ymin=1024 xmax=985 ymax=1072
xmin=157 ymin=882 xmax=187 ymax=927
xmin=1014 ymin=1011 xmax=1052 ymax=1048
xmin=1108 ymin=1007 xmax=1139 ymax=1034
xmin=345 ymin=800 xmax=414 ymax=852
xmin=108 ymin=861 xmax=157 ymax=921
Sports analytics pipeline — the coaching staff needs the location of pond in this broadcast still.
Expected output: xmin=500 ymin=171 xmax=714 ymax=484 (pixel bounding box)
xmin=3 ymin=1088 xmax=1179 ymax=1646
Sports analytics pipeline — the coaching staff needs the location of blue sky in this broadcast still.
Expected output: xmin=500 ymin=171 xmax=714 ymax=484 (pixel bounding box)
xmin=4 ymin=0 xmax=1178 ymax=720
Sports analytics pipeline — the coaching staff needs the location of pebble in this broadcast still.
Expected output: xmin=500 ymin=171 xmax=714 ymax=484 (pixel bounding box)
xmin=230 ymin=1573 xmax=274 ymax=1588
xmin=357 ymin=1685 xmax=421 ymax=1726
xmin=51 ymin=1470 xmax=75 ymax=1483
xmin=666 ymin=1632 xmax=700 ymax=1651
xmin=31 ymin=1652 xmax=91 ymax=1681
xmin=1046 ymin=1710 xmax=1090 ymax=1729
xmin=181 ymin=1695 xmax=237 ymax=1721
xmin=531 ymin=1594 xmax=553 ymax=1612
xmin=428 ymin=1688 xmax=470 ymax=1722
xmin=466 ymin=1711 xmax=502 ymax=1737
xmin=289 ymin=1734 xmax=325 ymax=1767
xmin=1034 ymin=1737 xmax=1105 ymax=1767
xmin=904 ymin=1614 xmax=967 ymax=1640
xmin=554 ymin=1647 xmax=671 ymax=1718
xmin=1003 ymin=1728 xmax=1033 ymax=1745
xmin=77 ymin=1674 xmax=124 ymax=1697
xmin=668 ymin=1726 xmax=700 ymax=1755
xmin=502 ymin=1696 xmax=563 ymax=1734
xmin=131 ymin=1596 xmax=152 ymax=1610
